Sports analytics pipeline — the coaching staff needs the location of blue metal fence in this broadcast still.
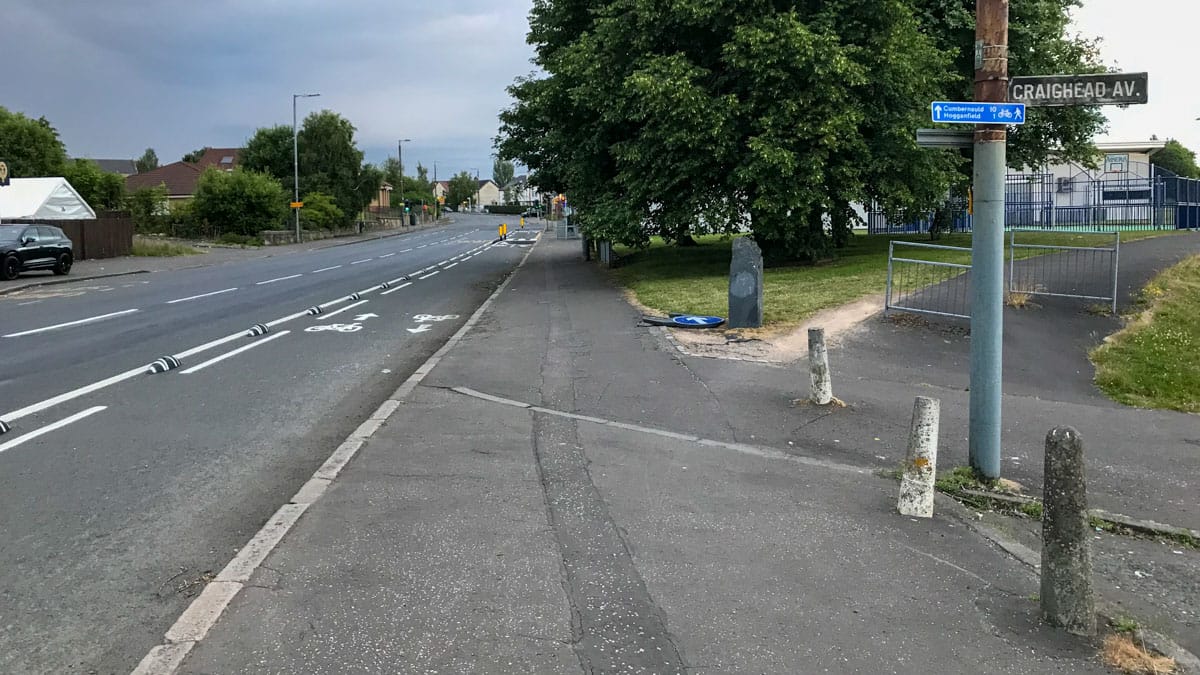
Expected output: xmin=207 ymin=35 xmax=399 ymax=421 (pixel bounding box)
xmin=867 ymin=171 xmax=1200 ymax=234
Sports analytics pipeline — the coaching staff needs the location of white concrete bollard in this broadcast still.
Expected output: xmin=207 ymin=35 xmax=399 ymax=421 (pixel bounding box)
xmin=897 ymin=396 xmax=940 ymax=518
xmin=808 ymin=328 xmax=832 ymax=405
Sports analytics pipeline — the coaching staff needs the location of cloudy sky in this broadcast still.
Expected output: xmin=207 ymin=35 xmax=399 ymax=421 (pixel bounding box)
xmin=1 ymin=0 xmax=1193 ymax=180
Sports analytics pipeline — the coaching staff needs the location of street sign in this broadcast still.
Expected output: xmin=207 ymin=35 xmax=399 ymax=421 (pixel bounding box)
xmin=916 ymin=129 xmax=974 ymax=149
xmin=290 ymin=201 xmax=303 ymax=208
xmin=931 ymin=101 xmax=1026 ymax=125
xmin=0 ymin=161 xmax=9 ymax=187
xmin=1008 ymin=72 xmax=1147 ymax=107
xmin=670 ymin=315 xmax=725 ymax=328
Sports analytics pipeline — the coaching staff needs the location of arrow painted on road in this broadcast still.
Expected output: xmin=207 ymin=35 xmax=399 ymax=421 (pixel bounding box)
xmin=407 ymin=324 xmax=432 ymax=334
xmin=354 ymin=313 xmax=379 ymax=321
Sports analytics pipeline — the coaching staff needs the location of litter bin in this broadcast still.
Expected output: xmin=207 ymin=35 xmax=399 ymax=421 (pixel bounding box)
xmin=409 ymin=213 xmax=417 ymax=227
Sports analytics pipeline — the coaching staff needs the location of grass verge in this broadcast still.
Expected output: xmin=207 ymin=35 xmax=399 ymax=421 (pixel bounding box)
xmin=613 ymin=230 xmax=1178 ymax=328
xmin=131 ymin=238 xmax=203 ymax=257
xmin=1091 ymin=254 xmax=1200 ymax=413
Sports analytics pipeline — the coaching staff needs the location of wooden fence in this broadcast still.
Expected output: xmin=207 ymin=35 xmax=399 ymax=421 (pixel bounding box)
xmin=23 ymin=211 xmax=133 ymax=259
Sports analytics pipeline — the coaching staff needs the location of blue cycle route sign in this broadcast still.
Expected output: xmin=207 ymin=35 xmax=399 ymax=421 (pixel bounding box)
xmin=931 ymin=101 xmax=1026 ymax=125
xmin=670 ymin=315 xmax=725 ymax=328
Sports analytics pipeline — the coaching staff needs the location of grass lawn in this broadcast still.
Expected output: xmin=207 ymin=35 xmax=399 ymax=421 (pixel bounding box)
xmin=613 ymin=229 xmax=1180 ymax=327
xmin=1091 ymin=254 xmax=1200 ymax=413
xmin=131 ymin=237 xmax=204 ymax=257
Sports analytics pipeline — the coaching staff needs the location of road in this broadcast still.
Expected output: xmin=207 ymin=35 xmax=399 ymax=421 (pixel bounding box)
xmin=0 ymin=214 xmax=539 ymax=673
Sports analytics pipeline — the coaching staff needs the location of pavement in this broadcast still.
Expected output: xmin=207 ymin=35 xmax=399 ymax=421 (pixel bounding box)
xmin=165 ymin=236 xmax=1118 ymax=674
xmin=0 ymin=214 xmax=539 ymax=673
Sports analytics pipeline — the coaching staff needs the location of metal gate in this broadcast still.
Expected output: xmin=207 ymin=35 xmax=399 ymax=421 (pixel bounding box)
xmin=885 ymin=241 xmax=973 ymax=319
xmin=1008 ymin=231 xmax=1119 ymax=314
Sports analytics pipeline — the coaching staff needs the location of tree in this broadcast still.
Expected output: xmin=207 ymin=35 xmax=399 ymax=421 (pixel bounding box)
xmin=191 ymin=168 xmax=288 ymax=236
xmin=493 ymin=159 xmax=515 ymax=188
xmin=297 ymin=110 xmax=368 ymax=221
xmin=136 ymin=148 xmax=159 ymax=174
xmin=299 ymin=192 xmax=344 ymax=230
xmin=242 ymin=125 xmax=296 ymax=192
xmin=182 ymin=147 xmax=209 ymax=164
xmin=447 ymin=171 xmax=478 ymax=208
xmin=125 ymin=185 xmax=169 ymax=232
xmin=1151 ymin=139 xmax=1200 ymax=178
xmin=62 ymin=159 xmax=125 ymax=210
xmin=0 ymin=106 xmax=68 ymax=177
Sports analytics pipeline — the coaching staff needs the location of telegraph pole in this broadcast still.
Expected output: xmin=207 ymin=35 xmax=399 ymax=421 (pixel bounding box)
xmin=969 ymin=0 xmax=1009 ymax=479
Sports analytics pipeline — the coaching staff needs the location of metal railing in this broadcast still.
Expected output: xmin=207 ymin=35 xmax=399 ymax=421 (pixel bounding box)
xmin=1009 ymin=230 xmax=1119 ymax=314
xmin=885 ymin=241 xmax=973 ymax=319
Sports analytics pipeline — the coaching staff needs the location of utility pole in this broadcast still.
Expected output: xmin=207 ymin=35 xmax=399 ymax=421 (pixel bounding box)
xmin=969 ymin=0 xmax=1008 ymax=479
xmin=292 ymin=93 xmax=320 ymax=244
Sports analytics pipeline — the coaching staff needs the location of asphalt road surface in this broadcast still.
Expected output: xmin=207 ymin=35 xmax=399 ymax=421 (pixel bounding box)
xmin=0 ymin=214 xmax=540 ymax=673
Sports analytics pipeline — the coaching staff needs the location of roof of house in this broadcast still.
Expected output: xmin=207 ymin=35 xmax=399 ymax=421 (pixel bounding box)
xmin=84 ymin=159 xmax=138 ymax=175
xmin=125 ymin=161 xmax=203 ymax=196
xmin=1095 ymin=141 xmax=1168 ymax=156
xmin=477 ymin=179 xmax=498 ymax=188
xmin=195 ymin=147 xmax=242 ymax=170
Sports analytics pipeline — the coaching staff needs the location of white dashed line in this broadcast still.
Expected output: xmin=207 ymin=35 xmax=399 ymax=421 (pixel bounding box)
xmin=350 ymin=259 xmax=372 ymax=265
xmin=166 ymin=288 xmax=238 ymax=304
xmin=2 ymin=308 xmax=140 ymax=338
xmin=312 ymin=265 xmax=342 ymax=274
xmin=444 ymin=262 xmax=458 ymax=269
xmin=180 ymin=331 xmax=291 ymax=374
xmin=399 ymin=248 xmax=413 ymax=253
xmin=256 ymin=274 xmax=302 ymax=285
xmin=17 ymin=300 xmax=41 ymax=306
xmin=417 ymin=270 xmax=440 ymax=280
xmin=380 ymin=282 xmax=413 ymax=295
xmin=0 ymin=406 xmax=108 ymax=455
xmin=317 ymin=299 xmax=369 ymax=320
xmin=379 ymin=253 xmax=396 ymax=258
xmin=417 ymin=245 xmax=427 ymax=248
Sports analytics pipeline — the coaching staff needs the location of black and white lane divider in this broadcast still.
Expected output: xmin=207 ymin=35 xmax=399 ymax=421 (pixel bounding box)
xmin=0 ymin=420 xmax=10 ymax=435
xmin=147 ymin=356 xmax=182 ymax=374
xmin=306 ymin=306 xmax=323 ymax=316
xmin=247 ymin=323 xmax=270 ymax=337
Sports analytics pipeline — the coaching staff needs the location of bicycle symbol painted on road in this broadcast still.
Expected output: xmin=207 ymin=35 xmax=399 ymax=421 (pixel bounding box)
xmin=305 ymin=323 xmax=363 ymax=333
xmin=412 ymin=314 xmax=460 ymax=323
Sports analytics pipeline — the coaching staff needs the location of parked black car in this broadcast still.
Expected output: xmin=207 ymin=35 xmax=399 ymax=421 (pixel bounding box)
xmin=0 ymin=224 xmax=74 ymax=280
xmin=521 ymin=209 xmax=538 ymax=218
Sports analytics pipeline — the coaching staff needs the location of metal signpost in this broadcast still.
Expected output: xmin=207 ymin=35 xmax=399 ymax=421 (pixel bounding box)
xmin=1009 ymin=72 xmax=1148 ymax=107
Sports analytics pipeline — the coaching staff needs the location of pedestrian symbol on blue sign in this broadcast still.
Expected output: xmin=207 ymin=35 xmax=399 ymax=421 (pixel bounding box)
xmin=931 ymin=101 xmax=1026 ymax=125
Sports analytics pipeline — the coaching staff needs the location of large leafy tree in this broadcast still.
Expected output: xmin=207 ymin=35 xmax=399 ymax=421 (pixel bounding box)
xmin=62 ymin=159 xmax=125 ymax=210
xmin=0 ymin=107 xmax=68 ymax=177
xmin=1151 ymin=139 xmax=1200 ymax=178
xmin=493 ymin=159 xmax=515 ymax=187
xmin=191 ymin=168 xmax=288 ymax=236
xmin=447 ymin=171 xmax=478 ymax=207
xmin=135 ymin=148 xmax=159 ymax=174
xmin=242 ymin=125 xmax=297 ymax=192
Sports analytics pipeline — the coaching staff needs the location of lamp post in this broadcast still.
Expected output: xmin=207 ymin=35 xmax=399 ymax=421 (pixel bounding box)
xmin=397 ymin=138 xmax=411 ymax=218
xmin=293 ymin=92 xmax=320 ymax=244
xmin=469 ymin=167 xmax=479 ymax=212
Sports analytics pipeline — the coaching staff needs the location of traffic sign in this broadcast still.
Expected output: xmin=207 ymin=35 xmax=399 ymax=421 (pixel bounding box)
xmin=931 ymin=101 xmax=1026 ymax=125
xmin=1009 ymin=72 xmax=1147 ymax=107
xmin=0 ymin=161 xmax=9 ymax=187
xmin=290 ymin=201 xmax=303 ymax=208
xmin=670 ymin=315 xmax=725 ymax=328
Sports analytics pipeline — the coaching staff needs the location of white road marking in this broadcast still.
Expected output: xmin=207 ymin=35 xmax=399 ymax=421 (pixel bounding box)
xmin=438 ymin=260 xmax=450 ymax=266
xmin=17 ymin=300 xmax=41 ymax=306
xmin=264 ymin=310 xmax=311 ymax=329
xmin=444 ymin=262 xmax=458 ymax=269
xmin=256 ymin=274 xmax=302 ymax=285
xmin=380 ymin=282 xmax=412 ymax=295
xmin=417 ymin=244 xmax=427 ymax=248
xmin=312 ymin=265 xmax=342 ymax=273
xmin=0 ymin=406 xmax=108 ymax=454
xmin=350 ymin=258 xmax=372 ymax=265
xmin=166 ymin=288 xmax=238 ymax=304
xmin=317 ymin=299 xmax=369 ymax=320
xmin=2 ymin=308 xmax=140 ymax=338
xmin=399 ymin=248 xmax=413 ymax=253
xmin=180 ymin=331 xmax=290 ymax=374
xmin=378 ymin=252 xmax=396 ymax=258
xmin=417 ymin=270 xmax=440 ymax=280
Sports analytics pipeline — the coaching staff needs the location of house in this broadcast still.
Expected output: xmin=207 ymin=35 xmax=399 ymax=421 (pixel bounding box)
xmin=505 ymin=175 xmax=547 ymax=206
xmin=433 ymin=181 xmax=450 ymax=200
xmin=369 ymin=182 xmax=393 ymax=210
xmin=125 ymin=161 xmax=203 ymax=205
xmin=194 ymin=147 xmax=242 ymax=172
xmin=83 ymin=159 xmax=138 ymax=176
xmin=476 ymin=179 xmax=502 ymax=207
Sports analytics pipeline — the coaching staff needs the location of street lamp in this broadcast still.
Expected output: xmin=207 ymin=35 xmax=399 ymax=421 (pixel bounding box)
xmin=469 ymin=167 xmax=479 ymax=212
xmin=397 ymin=138 xmax=411 ymax=216
xmin=293 ymin=92 xmax=320 ymax=244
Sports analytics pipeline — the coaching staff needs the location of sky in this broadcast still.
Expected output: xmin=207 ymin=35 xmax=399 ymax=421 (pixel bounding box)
xmin=0 ymin=0 xmax=1193 ymax=180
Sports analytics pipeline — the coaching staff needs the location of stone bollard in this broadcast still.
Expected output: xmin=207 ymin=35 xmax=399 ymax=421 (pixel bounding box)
xmin=728 ymin=237 xmax=763 ymax=328
xmin=808 ymin=328 xmax=832 ymax=405
xmin=1040 ymin=426 xmax=1096 ymax=636
xmin=897 ymin=396 xmax=939 ymax=518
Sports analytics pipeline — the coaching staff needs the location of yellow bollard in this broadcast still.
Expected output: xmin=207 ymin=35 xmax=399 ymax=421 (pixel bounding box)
xmin=520 ymin=217 xmax=525 ymax=229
